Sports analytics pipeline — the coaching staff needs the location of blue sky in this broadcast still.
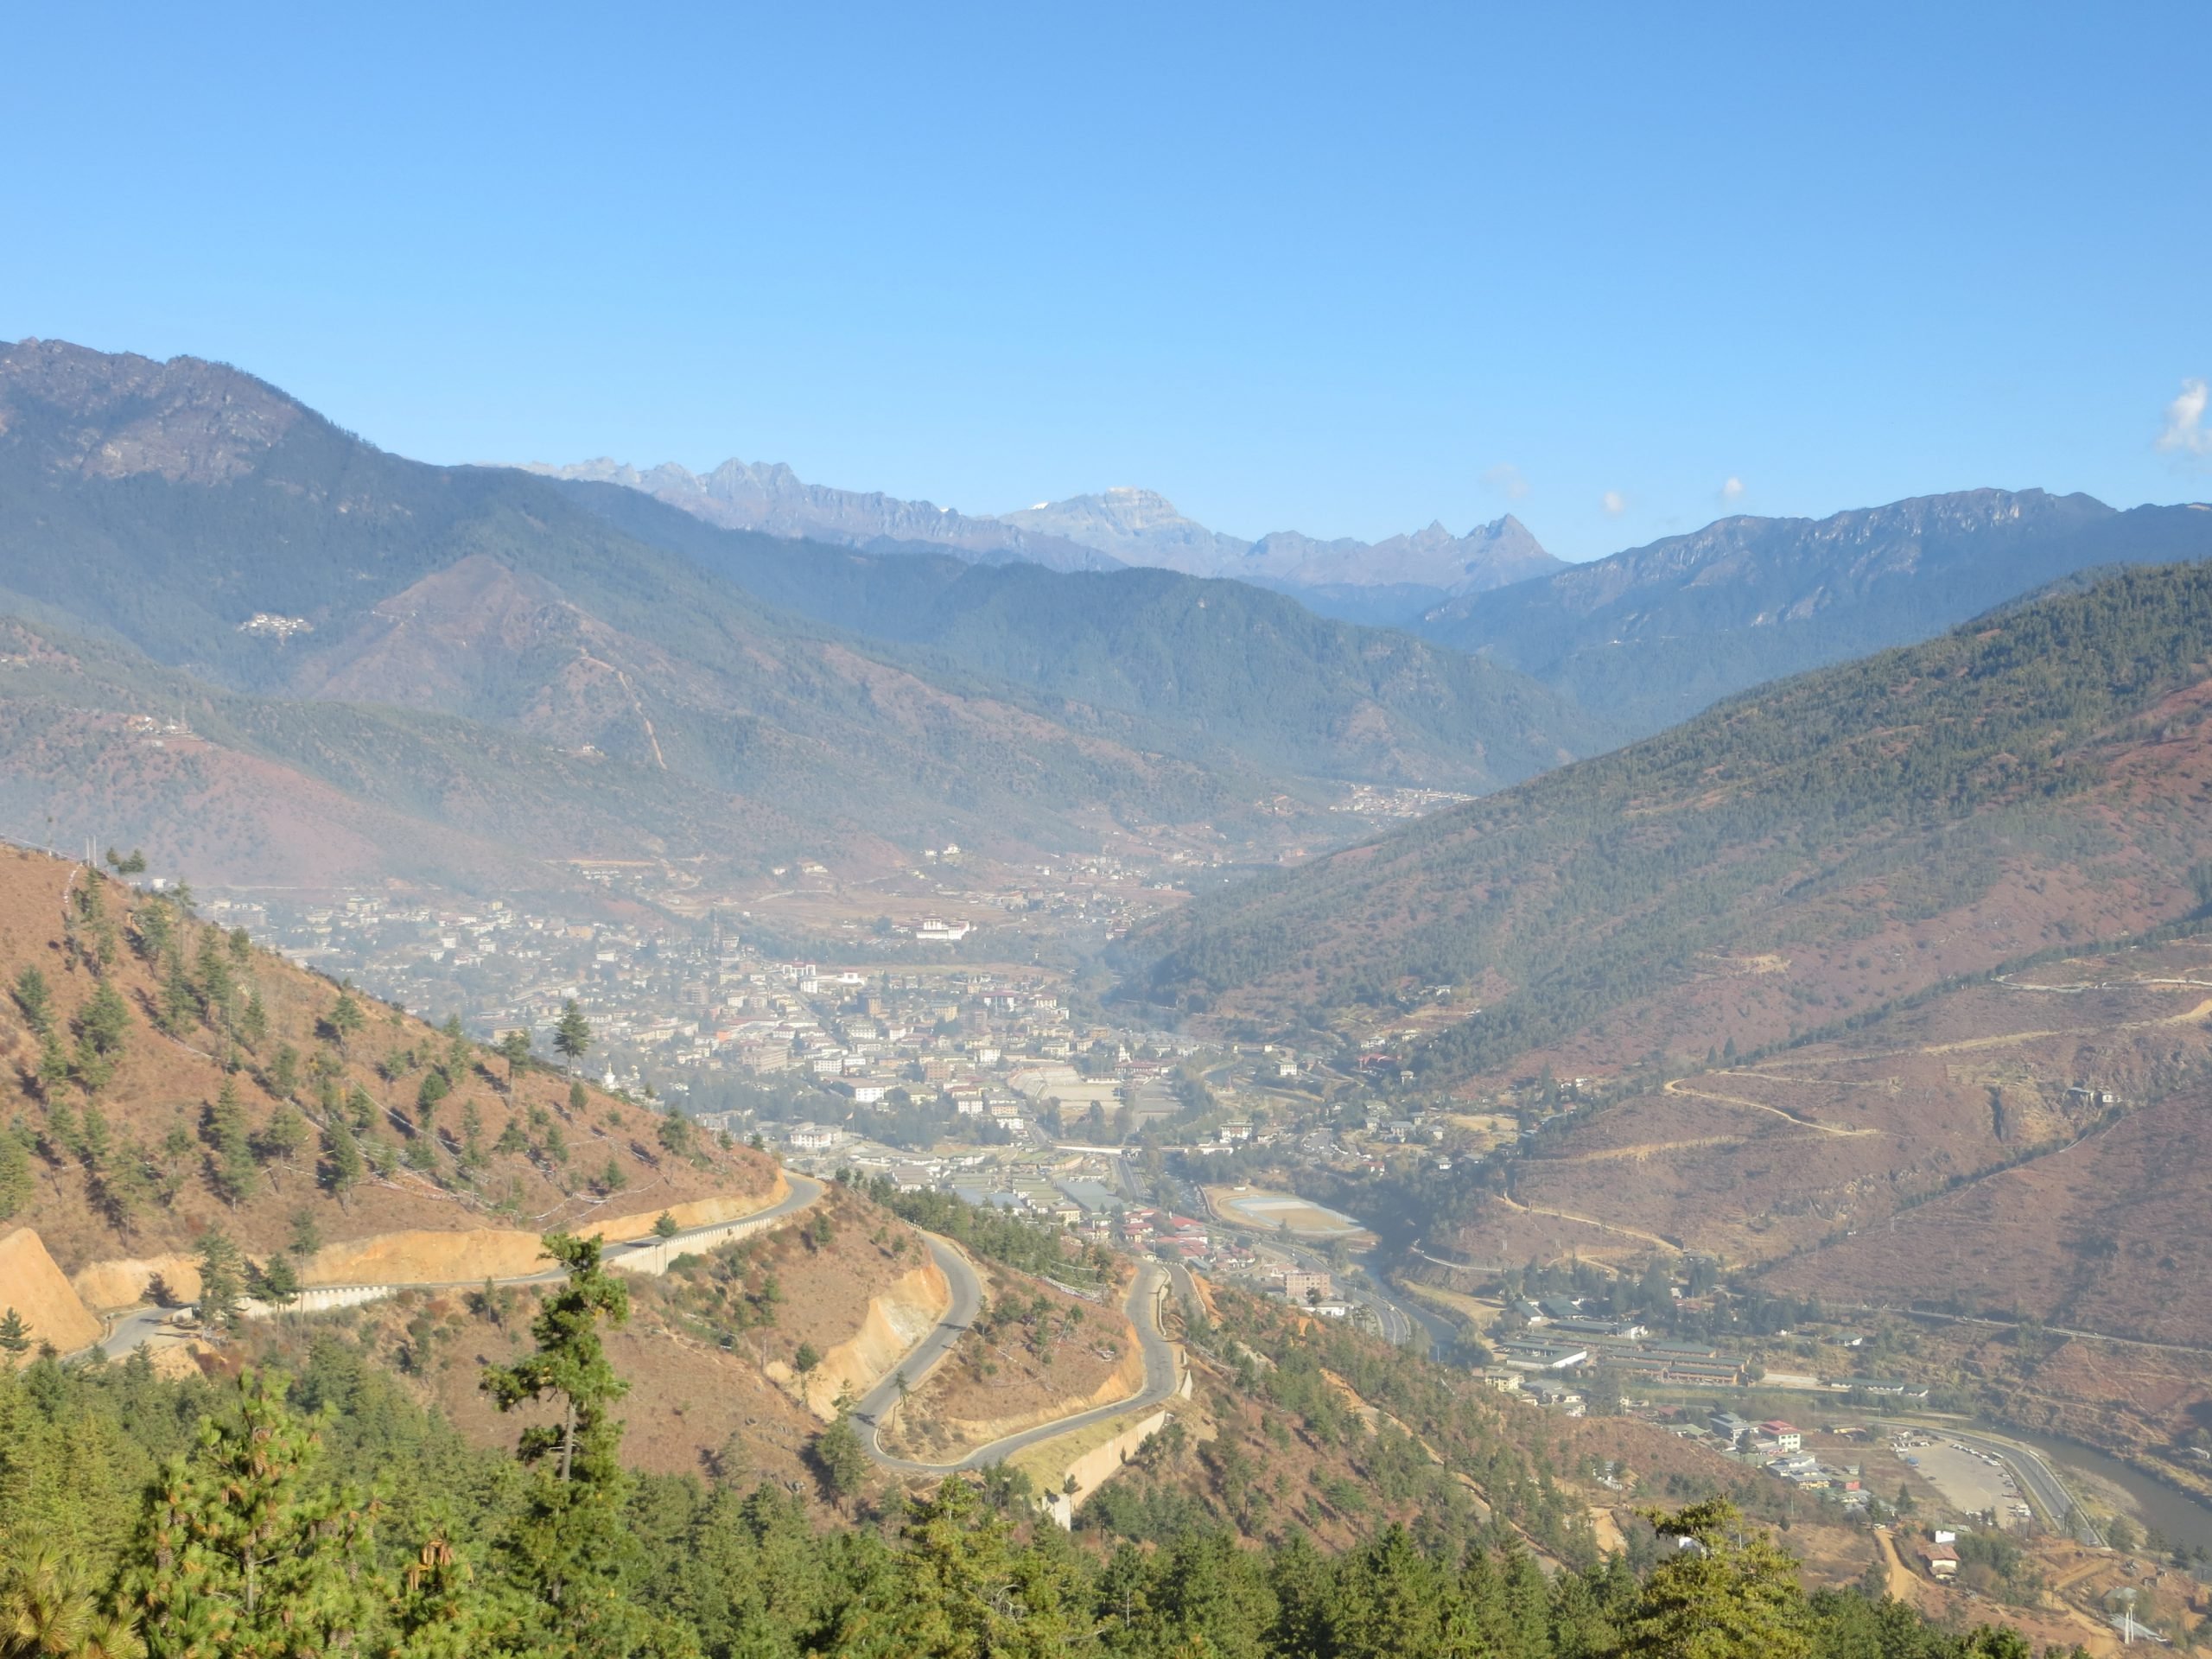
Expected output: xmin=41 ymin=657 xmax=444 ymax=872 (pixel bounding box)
xmin=4 ymin=3 xmax=2207 ymax=561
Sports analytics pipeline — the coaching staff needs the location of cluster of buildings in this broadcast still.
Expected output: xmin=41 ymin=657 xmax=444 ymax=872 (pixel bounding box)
xmin=1490 ymin=1298 xmax=1751 ymax=1387
xmin=212 ymin=892 xmax=1215 ymax=1117
xmin=1681 ymin=1412 xmax=1870 ymax=1509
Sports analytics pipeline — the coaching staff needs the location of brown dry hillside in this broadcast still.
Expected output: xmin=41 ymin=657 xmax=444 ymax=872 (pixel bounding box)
xmin=353 ymin=1180 xmax=935 ymax=1493
xmin=1440 ymin=934 xmax=2212 ymax=1279
xmin=1764 ymin=1076 xmax=2212 ymax=1345
xmin=1129 ymin=560 xmax=2212 ymax=1087
xmin=882 ymin=1264 xmax=1142 ymax=1463
xmin=0 ymin=844 xmax=777 ymax=1330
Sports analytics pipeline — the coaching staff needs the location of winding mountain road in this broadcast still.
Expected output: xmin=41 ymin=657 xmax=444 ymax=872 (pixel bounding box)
xmin=860 ymin=1255 xmax=1181 ymax=1475
xmin=94 ymin=1172 xmax=1186 ymax=1484
xmin=97 ymin=1173 xmax=827 ymax=1360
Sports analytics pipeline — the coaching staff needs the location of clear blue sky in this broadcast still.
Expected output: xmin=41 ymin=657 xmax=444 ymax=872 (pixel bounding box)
xmin=5 ymin=3 xmax=2207 ymax=561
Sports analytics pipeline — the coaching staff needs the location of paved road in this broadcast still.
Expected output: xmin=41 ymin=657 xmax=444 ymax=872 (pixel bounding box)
xmin=95 ymin=1173 xmax=826 ymax=1360
xmin=862 ymin=1256 xmax=1180 ymax=1474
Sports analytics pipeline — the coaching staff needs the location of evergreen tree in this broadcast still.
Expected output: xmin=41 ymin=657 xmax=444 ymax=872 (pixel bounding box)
xmin=194 ymin=934 xmax=236 ymax=1031
xmin=77 ymin=1103 xmax=114 ymax=1172
xmin=327 ymin=990 xmax=365 ymax=1056
xmin=0 ymin=1306 xmax=29 ymax=1357
xmin=553 ymin=1002 xmax=591 ymax=1071
xmin=11 ymin=967 xmax=53 ymax=1037
xmin=35 ymin=1030 xmax=72 ymax=1099
xmin=203 ymin=1080 xmax=257 ymax=1205
xmin=442 ymin=1015 xmax=470 ymax=1078
xmin=499 ymin=1030 xmax=531 ymax=1093
xmin=810 ymin=1408 xmax=868 ymax=1511
xmin=157 ymin=954 xmax=195 ymax=1038
xmin=0 ymin=1133 xmax=33 ymax=1221
xmin=252 ymin=1103 xmax=308 ymax=1185
xmin=1619 ymin=1500 xmax=1813 ymax=1659
xmin=126 ymin=1370 xmax=380 ymax=1656
xmin=194 ymin=1231 xmax=245 ymax=1332
xmin=73 ymin=981 xmax=132 ymax=1093
xmin=416 ymin=1071 xmax=450 ymax=1131
xmin=479 ymin=1234 xmax=664 ymax=1655
xmin=238 ymin=991 xmax=269 ymax=1052
xmin=254 ymin=1254 xmax=301 ymax=1313
xmin=321 ymin=1116 xmax=365 ymax=1208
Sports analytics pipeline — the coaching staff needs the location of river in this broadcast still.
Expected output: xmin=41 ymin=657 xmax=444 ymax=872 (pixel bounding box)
xmin=1985 ymin=1421 xmax=2212 ymax=1555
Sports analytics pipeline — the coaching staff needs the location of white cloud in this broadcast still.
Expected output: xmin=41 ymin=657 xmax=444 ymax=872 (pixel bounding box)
xmin=2157 ymin=378 xmax=2209 ymax=461
xmin=1600 ymin=489 xmax=1627 ymax=516
xmin=1719 ymin=475 xmax=1745 ymax=503
xmin=1482 ymin=461 xmax=1529 ymax=500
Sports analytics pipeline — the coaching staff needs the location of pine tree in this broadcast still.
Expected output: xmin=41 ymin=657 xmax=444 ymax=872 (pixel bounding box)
xmin=327 ymin=990 xmax=365 ymax=1057
xmin=0 ymin=1306 xmax=30 ymax=1356
xmin=158 ymin=953 xmax=195 ymax=1037
xmin=255 ymin=1254 xmax=301 ymax=1312
xmin=0 ymin=1132 xmax=32 ymax=1221
xmin=204 ymin=1080 xmax=257 ymax=1205
xmin=809 ymin=1410 xmax=868 ymax=1512
xmin=416 ymin=1070 xmax=450 ymax=1132
xmin=252 ymin=1102 xmax=309 ymax=1185
xmin=79 ymin=980 xmax=131 ymax=1056
xmin=126 ymin=1370 xmax=380 ymax=1656
xmin=553 ymin=1001 xmax=592 ymax=1071
xmin=0 ymin=1541 xmax=102 ymax=1656
xmin=499 ymin=1030 xmax=531 ymax=1093
xmin=73 ymin=980 xmax=132 ymax=1093
xmin=238 ymin=991 xmax=269 ymax=1051
xmin=12 ymin=966 xmax=53 ymax=1037
xmin=34 ymin=1029 xmax=71 ymax=1099
xmin=194 ymin=1230 xmax=245 ymax=1331
xmin=195 ymin=933 xmax=236 ymax=1030
xmin=73 ymin=1103 xmax=116 ymax=1172
xmin=480 ymin=1234 xmax=651 ymax=1656
xmin=1619 ymin=1500 xmax=1813 ymax=1659
xmin=442 ymin=1014 xmax=470 ymax=1078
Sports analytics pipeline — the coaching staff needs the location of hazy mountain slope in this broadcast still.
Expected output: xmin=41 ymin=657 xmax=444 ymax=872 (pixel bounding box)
xmin=0 ymin=615 xmax=823 ymax=890
xmin=0 ymin=340 xmax=1321 ymax=870
xmin=1125 ymin=559 xmax=2212 ymax=1086
xmin=563 ymin=480 xmax=1605 ymax=791
xmin=1421 ymin=489 xmax=2212 ymax=734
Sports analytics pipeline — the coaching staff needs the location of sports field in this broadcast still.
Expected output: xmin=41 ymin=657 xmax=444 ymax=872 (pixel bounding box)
xmin=1205 ymin=1185 xmax=1371 ymax=1240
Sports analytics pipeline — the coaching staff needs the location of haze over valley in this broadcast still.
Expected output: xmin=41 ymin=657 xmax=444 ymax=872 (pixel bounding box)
xmin=6 ymin=9 xmax=2212 ymax=1654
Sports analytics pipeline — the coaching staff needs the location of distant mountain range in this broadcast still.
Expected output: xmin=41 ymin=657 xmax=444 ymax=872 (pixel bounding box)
xmin=521 ymin=462 xmax=1561 ymax=623
xmin=1421 ymin=488 xmax=2212 ymax=735
xmin=0 ymin=339 xmax=1597 ymax=893
xmin=526 ymin=455 xmax=1127 ymax=573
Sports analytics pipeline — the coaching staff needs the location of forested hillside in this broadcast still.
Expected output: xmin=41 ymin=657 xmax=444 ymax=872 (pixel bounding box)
xmin=1128 ymin=559 xmax=2212 ymax=1083
xmin=564 ymin=480 xmax=1603 ymax=791
xmin=0 ymin=1255 xmax=2067 ymax=1657
xmin=0 ymin=340 xmax=1614 ymax=887
xmin=1421 ymin=490 xmax=2212 ymax=735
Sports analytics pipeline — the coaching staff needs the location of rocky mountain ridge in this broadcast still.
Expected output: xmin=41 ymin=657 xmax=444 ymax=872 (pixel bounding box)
xmin=524 ymin=464 xmax=1565 ymax=611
